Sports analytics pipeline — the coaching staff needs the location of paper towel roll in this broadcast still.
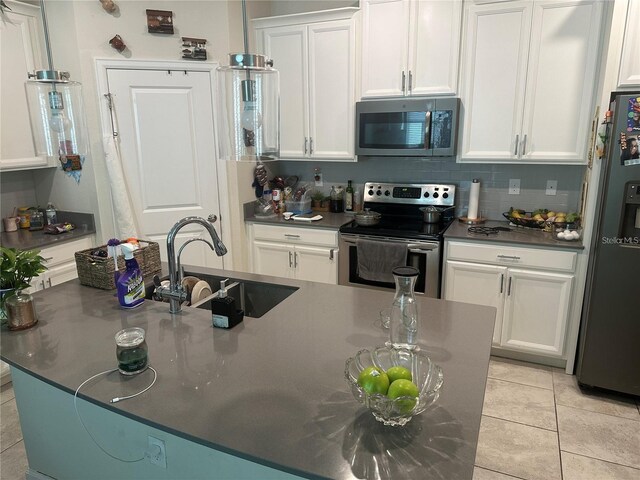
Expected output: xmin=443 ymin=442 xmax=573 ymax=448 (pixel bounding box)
xmin=468 ymin=179 xmax=480 ymax=220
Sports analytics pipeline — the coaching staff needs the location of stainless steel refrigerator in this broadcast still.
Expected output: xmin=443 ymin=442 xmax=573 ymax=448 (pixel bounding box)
xmin=576 ymin=92 xmax=640 ymax=396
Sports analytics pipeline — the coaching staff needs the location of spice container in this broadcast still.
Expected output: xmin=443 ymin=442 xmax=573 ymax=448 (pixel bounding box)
xmin=115 ymin=327 xmax=148 ymax=375
xmin=17 ymin=207 xmax=31 ymax=229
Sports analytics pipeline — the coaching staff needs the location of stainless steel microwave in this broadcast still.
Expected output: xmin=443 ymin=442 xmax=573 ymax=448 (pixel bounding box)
xmin=355 ymin=97 xmax=460 ymax=157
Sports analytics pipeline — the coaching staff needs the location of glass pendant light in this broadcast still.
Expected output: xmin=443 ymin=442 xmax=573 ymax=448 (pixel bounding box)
xmin=24 ymin=0 xmax=88 ymax=161
xmin=216 ymin=0 xmax=279 ymax=162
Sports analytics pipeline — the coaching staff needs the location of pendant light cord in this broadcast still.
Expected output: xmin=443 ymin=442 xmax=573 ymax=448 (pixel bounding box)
xmin=242 ymin=0 xmax=249 ymax=55
xmin=39 ymin=0 xmax=54 ymax=71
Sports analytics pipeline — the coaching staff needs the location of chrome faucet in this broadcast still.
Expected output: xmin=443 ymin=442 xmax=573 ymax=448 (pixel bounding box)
xmin=154 ymin=215 xmax=227 ymax=313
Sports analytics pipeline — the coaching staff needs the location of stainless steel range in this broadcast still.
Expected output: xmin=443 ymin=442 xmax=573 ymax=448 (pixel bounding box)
xmin=338 ymin=182 xmax=456 ymax=297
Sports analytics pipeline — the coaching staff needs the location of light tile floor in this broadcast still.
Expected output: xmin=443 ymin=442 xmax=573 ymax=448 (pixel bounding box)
xmin=1 ymin=357 xmax=638 ymax=480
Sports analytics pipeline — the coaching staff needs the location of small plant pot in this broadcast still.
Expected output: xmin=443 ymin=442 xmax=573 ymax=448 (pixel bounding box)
xmin=312 ymin=200 xmax=330 ymax=212
xmin=6 ymin=292 xmax=38 ymax=330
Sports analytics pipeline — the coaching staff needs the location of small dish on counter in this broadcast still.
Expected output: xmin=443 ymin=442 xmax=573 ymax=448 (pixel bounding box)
xmin=553 ymin=224 xmax=582 ymax=241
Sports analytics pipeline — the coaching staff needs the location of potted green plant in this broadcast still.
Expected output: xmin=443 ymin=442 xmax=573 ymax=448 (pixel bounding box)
xmin=0 ymin=247 xmax=47 ymax=330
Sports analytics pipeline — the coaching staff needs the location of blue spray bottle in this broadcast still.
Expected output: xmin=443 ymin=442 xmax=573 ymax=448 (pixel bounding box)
xmin=116 ymin=243 xmax=145 ymax=308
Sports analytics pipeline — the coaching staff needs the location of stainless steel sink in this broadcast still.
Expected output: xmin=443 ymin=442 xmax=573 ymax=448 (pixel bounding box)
xmin=146 ymin=272 xmax=298 ymax=318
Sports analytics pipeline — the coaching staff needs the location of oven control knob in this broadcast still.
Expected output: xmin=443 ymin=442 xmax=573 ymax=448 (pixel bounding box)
xmin=384 ymin=190 xmax=390 ymax=196
xmin=423 ymin=192 xmax=430 ymax=198
xmin=442 ymin=192 xmax=449 ymax=199
xmin=433 ymin=192 xmax=439 ymax=198
xmin=376 ymin=190 xmax=382 ymax=196
xmin=368 ymin=189 xmax=374 ymax=196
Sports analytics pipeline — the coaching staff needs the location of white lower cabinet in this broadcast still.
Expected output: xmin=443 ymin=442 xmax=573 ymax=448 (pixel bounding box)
xmin=28 ymin=236 xmax=94 ymax=293
xmin=250 ymin=224 xmax=338 ymax=284
xmin=444 ymin=240 xmax=576 ymax=357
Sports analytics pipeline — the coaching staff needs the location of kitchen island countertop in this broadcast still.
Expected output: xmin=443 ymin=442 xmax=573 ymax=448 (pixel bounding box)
xmin=445 ymin=219 xmax=585 ymax=250
xmin=1 ymin=266 xmax=495 ymax=480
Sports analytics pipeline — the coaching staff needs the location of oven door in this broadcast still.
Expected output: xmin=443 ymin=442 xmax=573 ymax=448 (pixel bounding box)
xmin=338 ymin=233 xmax=441 ymax=298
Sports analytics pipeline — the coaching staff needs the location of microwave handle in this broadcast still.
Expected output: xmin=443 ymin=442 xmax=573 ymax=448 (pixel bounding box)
xmin=424 ymin=111 xmax=432 ymax=150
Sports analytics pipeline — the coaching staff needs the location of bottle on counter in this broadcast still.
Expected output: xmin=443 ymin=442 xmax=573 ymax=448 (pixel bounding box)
xmin=345 ymin=180 xmax=354 ymax=212
xmin=45 ymin=203 xmax=57 ymax=225
xmin=116 ymin=243 xmax=144 ymax=309
xmin=330 ymin=185 xmax=344 ymax=213
xmin=387 ymin=266 xmax=419 ymax=350
xmin=211 ymin=279 xmax=243 ymax=329
xmin=354 ymin=189 xmax=362 ymax=212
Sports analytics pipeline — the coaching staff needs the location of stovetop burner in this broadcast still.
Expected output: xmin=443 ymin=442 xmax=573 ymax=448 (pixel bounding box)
xmin=338 ymin=181 xmax=457 ymax=241
xmin=467 ymin=226 xmax=511 ymax=236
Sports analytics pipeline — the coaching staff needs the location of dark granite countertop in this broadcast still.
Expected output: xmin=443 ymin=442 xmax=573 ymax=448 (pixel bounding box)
xmin=1 ymin=212 xmax=96 ymax=250
xmin=0 ymin=266 xmax=495 ymax=480
xmin=245 ymin=211 xmax=353 ymax=230
xmin=444 ymin=220 xmax=585 ymax=250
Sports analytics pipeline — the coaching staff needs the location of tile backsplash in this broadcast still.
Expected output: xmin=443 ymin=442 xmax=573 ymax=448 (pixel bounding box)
xmin=273 ymin=157 xmax=586 ymax=220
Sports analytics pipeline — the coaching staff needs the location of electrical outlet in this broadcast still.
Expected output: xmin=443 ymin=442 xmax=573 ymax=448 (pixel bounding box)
xmin=546 ymin=180 xmax=558 ymax=196
xmin=314 ymin=173 xmax=323 ymax=187
xmin=508 ymin=179 xmax=520 ymax=195
xmin=147 ymin=436 xmax=166 ymax=468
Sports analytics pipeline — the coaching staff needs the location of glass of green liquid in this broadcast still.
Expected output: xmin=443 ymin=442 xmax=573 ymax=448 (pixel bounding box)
xmin=115 ymin=327 xmax=148 ymax=375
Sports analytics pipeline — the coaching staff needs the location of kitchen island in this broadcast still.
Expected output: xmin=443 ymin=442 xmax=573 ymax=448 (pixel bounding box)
xmin=1 ymin=265 xmax=495 ymax=480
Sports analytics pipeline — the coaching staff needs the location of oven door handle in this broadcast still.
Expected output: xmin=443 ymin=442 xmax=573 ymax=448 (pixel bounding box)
xmin=341 ymin=237 xmax=438 ymax=252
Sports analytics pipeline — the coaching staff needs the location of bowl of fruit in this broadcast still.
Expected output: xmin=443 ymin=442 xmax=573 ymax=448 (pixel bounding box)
xmin=344 ymin=346 xmax=443 ymax=426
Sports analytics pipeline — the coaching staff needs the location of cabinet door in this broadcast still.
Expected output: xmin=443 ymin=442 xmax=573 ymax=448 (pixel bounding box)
xmin=294 ymin=245 xmax=337 ymax=284
xmin=618 ymin=0 xmax=640 ymax=87
xmin=444 ymin=261 xmax=506 ymax=345
xmin=361 ymin=0 xmax=411 ymax=98
xmin=252 ymin=240 xmax=294 ymax=280
xmin=0 ymin=1 xmax=51 ymax=171
xmin=45 ymin=262 xmax=80 ymax=287
xmin=459 ymin=1 xmax=531 ymax=161
xmin=408 ymin=0 xmax=463 ymax=96
xmin=261 ymin=25 xmax=309 ymax=158
xmin=308 ymin=19 xmax=356 ymax=160
xmin=520 ymin=0 xmax=603 ymax=163
xmin=502 ymin=268 xmax=573 ymax=356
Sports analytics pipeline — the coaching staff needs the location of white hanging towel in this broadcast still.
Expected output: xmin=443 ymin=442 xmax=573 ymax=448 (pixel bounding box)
xmin=103 ymin=135 xmax=140 ymax=238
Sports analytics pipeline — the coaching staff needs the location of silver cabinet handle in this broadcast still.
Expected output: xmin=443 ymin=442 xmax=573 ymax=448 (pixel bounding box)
xmin=310 ymin=137 xmax=314 ymax=154
xmin=41 ymin=280 xmax=46 ymax=290
xmin=47 ymin=278 xmax=52 ymax=288
xmin=401 ymin=71 xmax=406 ymax=94
xmin=408 ymin=70 xmax=413 ymax=94
xmin=514 ymin=134 xmax=519 ymax=156
xmin=288 ymin=251 xmax=293 ymax=268
xmin=329 ymin=248 xmax=334 ymax=260
xmin=497 ymin=255 xmax=521 ymax=260
xmin=293 ymin=252 xmax=298 ymax=268
xmin=522 ymin=134 xmax=527 ymax=155
xmin=507 ymin=277 xmax=512 ymax=296
xmin=424 ymin=111 xmax=432 ymax=150
xmin=284 ymin=234 xmax=300 ymax=239
xmin=304 ymin=137 xmax=308 ymax=154
xmin=500 ymin=273 xmax=504 ymax=294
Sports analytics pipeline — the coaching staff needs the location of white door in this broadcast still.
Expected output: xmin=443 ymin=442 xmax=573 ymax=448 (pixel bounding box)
xmin=459 ymin=1 xmax=532 ymax=161
xmin=520 ymin=0 xmax=603 ymax=162
xmin=308 ymin=19 xmax=355 ymax=160
xmin=502 ymin=268 xmax=573 ymax=356
xmin=444 ymin=261 xmax=506 ymax=345
xmin=294 ymin=245 xmax=337 ymax=284
xmin=106 ymin=68 xmax=224 ymax=269
xmin=260 ymin=25 xmax=308 ymax=158
xmin=408 ymin=0 xmax=462 ymax=96
xmin=361 ymin=0 xmax=410 ymax=97
xmin=252 ymin=241 xmax=293 ymax=279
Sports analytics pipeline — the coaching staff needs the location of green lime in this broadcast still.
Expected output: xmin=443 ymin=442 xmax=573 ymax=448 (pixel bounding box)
xmin=387 ymin=379 xmax=419 ymax=413
xmin=357 ymin=366 xmax=390 ymax=395
xmin=386 ymin=366 xmax=412 ymax=383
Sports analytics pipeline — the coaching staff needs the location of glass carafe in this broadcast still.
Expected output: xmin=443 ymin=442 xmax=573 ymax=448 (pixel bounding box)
xmin=387 ymin=266 xmax=419 ymax=350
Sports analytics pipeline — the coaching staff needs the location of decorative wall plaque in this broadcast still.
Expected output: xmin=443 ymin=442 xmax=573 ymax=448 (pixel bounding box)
xmin=181 ymin=37 xmax=207 ymax=60
xmin=146 ymin=9 xmax=174 ymax=34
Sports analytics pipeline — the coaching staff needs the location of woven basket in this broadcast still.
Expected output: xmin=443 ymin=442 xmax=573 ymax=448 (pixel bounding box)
xmin=75 ymin=240 xmax=162 ymax=290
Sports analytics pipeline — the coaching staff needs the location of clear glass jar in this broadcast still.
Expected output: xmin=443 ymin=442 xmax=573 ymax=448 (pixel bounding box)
xmin=115 ymin=327 xmax=148 ymax=375
xmin=330 ymin=185 xmax=344 ymax=213
xmin=387 ymin=267 xmax=419 ymax=350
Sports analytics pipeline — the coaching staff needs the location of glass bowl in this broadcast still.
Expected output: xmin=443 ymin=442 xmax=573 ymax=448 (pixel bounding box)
xmin=344 ymin=346 xmax=443 ymax=426
xmin=553 ymin=223 xmax=582 ymax=241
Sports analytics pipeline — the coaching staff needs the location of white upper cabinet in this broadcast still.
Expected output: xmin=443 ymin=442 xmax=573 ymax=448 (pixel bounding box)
xmin=618 ymin=0 xmax=640 ymax=88
xmin=254 ymin=8 xmax=358 ymax=161
xmin=361 ymin=0 xmax=463 ymax=98
xmin=459 ymin=0 xmax=604 ymax=164
xmin=0 ymin=1 xmax=54 ymax=171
